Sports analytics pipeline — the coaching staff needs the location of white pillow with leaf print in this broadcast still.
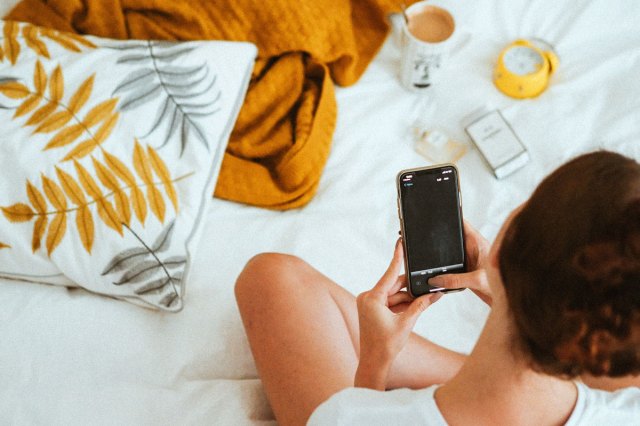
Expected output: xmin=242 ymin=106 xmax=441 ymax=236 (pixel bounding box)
xmin=0 ymin=20 xmax=256 ymax=311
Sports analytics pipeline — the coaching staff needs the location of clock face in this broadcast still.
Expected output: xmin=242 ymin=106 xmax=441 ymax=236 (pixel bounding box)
xmin=503 ymin=46 xmax=544 ymax=76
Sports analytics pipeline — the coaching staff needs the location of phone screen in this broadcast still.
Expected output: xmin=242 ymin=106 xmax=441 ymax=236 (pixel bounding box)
xmin=398 ymin=165 xmax=465 ymax=296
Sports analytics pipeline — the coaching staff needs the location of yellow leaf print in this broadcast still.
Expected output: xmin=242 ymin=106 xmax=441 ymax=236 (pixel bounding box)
xmin=32 ymin=215 xmax=47 ymax=252
xmin=94 ymin=112 xmax=119 ymax=144
xmin=0 ymin=242 xmax=10 ymax=249
xmin=63 ymin=32 xmax=97 ymax=49
xmin=25 ymin=102 xmax=56 ymax=126
xmin=22 ymin=25 xmax=50 ymax=59
xmin=62 ymin=139 xmax=98 ymax=162
xmin=41 ymin=174 xmax=67 ymax=211
xmin=73 ymin=160 xmax=100 ymax=199
xmin=40 ymin=28 xmax=81 ymax=53
xmin=83 ymin=98 xmax=118 ymax=128
xmin=67 ymin=74 xmax=94 ymax=114
xmin=33 ymin=74 xmax=92 ymax=135
xmin=133 ymin=140 xmax=165 ymax=223
xmin=46 ymin=212 xmax=66 ymax=256
xmin=148 ymin=183 xmax=166 ymax=223
xmin=31 ymin=25 xmax=96 ymax=55
xmin=97 ymin=195 xmax=123 ymax=235
xmin=49 ymin=65 xmax=64 ymax=102
xmin=147 ymin=145 xmax=178 ymax=211
xmin=1 ymin=22 xmax=94 ymax=63
xmin=44 ymin=124 xmax=84 ymax=150
xmin=103 ymin=150 xmax=147 ymax=224
xmin=133 ymin=140 xmax=154 ymax=185
xmin=0 ymin=63 xmax=121 ymax=158
xmin=3 ymin=21 xmax=20 ymax=65
xmin=26 ymin=180 xmax=47 ymax=214
xmin=92 ymin=157 xmax=119 ymax=191
xmin=93 ymin=157 xmax=131 ymax=226
xmin=55 ymin=166 xmax=86 ymax=206
xmin=74 ymin=160 xmax=122 ymax=235
xmin=15 ymin=61 xmax=46 ymax=119
xmin=56 ymin=166 xmax=93 ymax=252
xmin=34 ymin=60 xmax=47 ymax=94
xmin=113 ymin=186 xmax=132 ymax=227
xmin=130 ymin=186 xmax=147 ymax=225
xmin=0 ymin=81 xmax=29 ymax=99
xmin=103 ymin=151 xmax=135 ymax=185
xmin=33 ymin=60 xmax=48 ymax=91
xmin=1 ymin=203 xmax=35 ymax=222
xmin=34 ymin=110 xmax=73 ymax=134
xmin=76 ymin=205 xmax=94 ymax=253
xmin=14 ymin=95 xmax=41 ymax=119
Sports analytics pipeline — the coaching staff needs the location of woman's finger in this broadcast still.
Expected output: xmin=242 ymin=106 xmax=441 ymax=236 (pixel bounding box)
xmin=429 ymin=270 xmax=492 ymax=305
xmin=374 ymin=239 xmax=404 ymax=292
xmin=388 ymin=290 xmax=413 ymax=307
xmin=402 ymin=293 xmax=442 ymax=328
xmin=429 ymin=269 xmax=486 ymax=291
xmin=387 ymin=273 xmax=407 ymax=296
xmin=389 ymin=302 xmax=411 ymax=314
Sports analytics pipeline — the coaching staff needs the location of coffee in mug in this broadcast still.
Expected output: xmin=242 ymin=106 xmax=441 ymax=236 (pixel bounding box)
xmin=400 ymin=2 xmax=459 ymax=91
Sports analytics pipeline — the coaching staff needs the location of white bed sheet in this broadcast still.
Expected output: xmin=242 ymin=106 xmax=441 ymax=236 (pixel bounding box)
xmin=2 ymin=0 xmax=640 ymax=424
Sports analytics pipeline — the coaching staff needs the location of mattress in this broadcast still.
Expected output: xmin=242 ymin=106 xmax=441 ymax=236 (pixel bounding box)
xmin=1 ymin=0 xmax=640 ymax=424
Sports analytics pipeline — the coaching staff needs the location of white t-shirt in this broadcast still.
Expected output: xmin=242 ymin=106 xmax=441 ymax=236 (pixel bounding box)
xmin=308 ymin=382 xmax=640 ymax=425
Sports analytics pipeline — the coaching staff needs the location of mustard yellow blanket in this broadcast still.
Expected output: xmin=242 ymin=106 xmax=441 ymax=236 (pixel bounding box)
xmin=7 ymin=0 xmax=401 ymax=209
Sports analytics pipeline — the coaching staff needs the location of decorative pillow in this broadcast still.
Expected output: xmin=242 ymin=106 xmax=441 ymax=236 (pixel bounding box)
xmin=0 ymin=21 xmax=256 ymax=311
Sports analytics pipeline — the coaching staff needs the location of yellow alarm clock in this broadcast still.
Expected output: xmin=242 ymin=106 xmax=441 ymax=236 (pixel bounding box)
xmin=494 ymin=39 xmax=559 ymax=99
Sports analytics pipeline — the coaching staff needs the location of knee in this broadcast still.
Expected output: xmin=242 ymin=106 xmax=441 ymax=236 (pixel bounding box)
xmin=234 ymin=252 xmax=306 ymax=303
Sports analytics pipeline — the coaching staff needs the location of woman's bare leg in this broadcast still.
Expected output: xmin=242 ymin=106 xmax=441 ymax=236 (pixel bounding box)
xmin=235 ymin=253 xmax=465 ymax=426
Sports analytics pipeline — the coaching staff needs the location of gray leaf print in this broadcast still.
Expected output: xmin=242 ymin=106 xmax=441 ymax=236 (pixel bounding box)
xmin=151 ymin=219 xmax=175 ymax=252
xmin=112 ymin=68 xmax=155 ymax=94
xmin=119 ymin=85 xmax=163 ymax=111
xmin=134 ymin=272 xmax=182 ymax=295
xmin=111 ymin=40 xmax=220 ymax=156
xmin=101 ymin=247 xmax=150 ymax=275
xmin=101 ymin=221 xmax=186 ymax=309
xmin=159 ymin=291 xmax=179 ymax=309
xmin=162 ymin=256 xmax=187 ymax=269
xmin=113 ymin=259 xmax=163 ymax=285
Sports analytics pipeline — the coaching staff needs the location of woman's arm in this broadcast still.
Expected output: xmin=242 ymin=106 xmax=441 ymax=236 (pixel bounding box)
xmin=354 ymin=239 xmax=455 ymax=390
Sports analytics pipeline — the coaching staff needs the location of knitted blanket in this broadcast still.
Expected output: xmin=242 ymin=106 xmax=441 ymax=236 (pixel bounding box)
xmin=6 ymin=0 xmax=401 ymax=209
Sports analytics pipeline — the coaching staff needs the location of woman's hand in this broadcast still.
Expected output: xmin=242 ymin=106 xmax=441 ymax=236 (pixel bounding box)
xmin=354 ymin=239 xmax=441 ymax=390
xmin=428 ymin=221 xmax=492 ymax=305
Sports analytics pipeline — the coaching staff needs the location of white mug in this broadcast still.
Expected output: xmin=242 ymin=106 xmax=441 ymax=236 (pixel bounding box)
xmin=399 ymin=2 xmax=460 ymax=92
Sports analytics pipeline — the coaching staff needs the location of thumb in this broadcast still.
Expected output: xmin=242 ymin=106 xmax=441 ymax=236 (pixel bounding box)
xmin=375 ymin=239 xmax=404 ymax=292
xmin=402 ymin=293 xmax=441 ymax=328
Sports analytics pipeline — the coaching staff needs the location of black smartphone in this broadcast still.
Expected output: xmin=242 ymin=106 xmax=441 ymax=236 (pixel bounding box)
xmin=396 ymin=164 xmax=466 ymax=297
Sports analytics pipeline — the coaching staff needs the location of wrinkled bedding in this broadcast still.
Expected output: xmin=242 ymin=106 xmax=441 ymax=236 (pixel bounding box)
xmin=2 ymin=0 xmax=640 ymax=424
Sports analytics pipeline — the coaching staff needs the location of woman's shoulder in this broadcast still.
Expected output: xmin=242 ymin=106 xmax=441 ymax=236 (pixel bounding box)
xmin=307 ymin=385 xmax=446 ymax=426
xmin=566 ymin=382 xmax=640 ymax=425
xmin=308 ymin=383 xmax=640 ymax=425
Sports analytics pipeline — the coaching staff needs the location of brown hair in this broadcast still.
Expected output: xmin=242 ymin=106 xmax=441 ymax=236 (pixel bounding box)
xmin=499 ymin=151 xmax=640 ymax=377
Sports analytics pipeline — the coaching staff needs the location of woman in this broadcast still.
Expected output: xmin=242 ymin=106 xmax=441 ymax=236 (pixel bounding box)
xmin=235 ymin=151 xmax=640 ymax=425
